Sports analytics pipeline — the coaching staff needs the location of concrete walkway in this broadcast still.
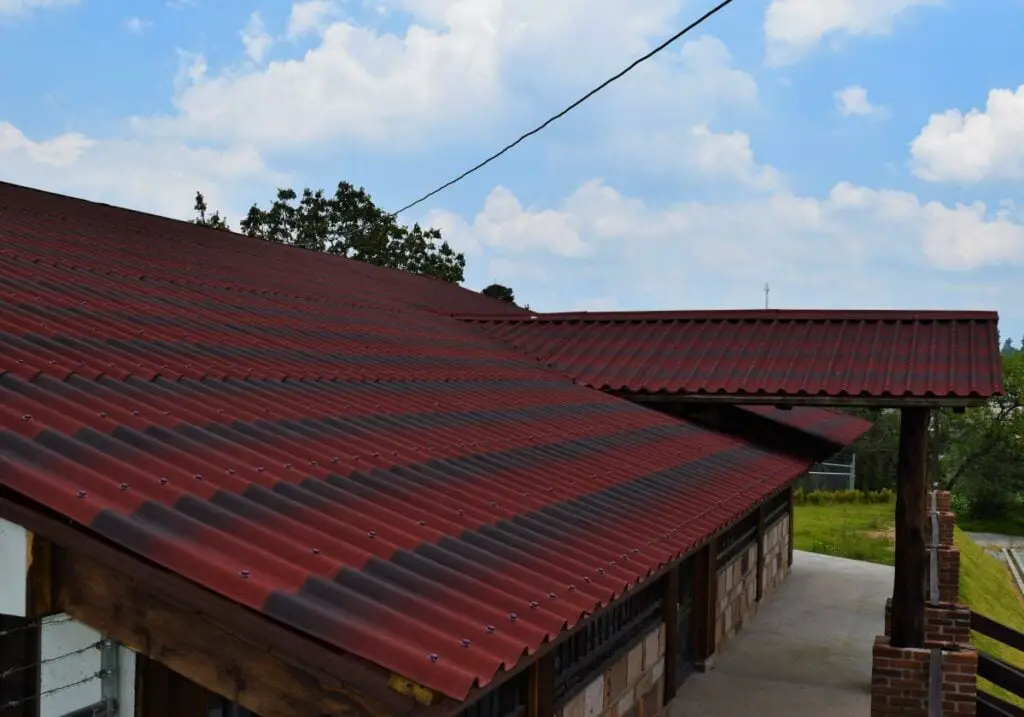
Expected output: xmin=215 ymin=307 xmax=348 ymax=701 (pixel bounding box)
xmin=667 ymin=551 xmax=893 ymax=717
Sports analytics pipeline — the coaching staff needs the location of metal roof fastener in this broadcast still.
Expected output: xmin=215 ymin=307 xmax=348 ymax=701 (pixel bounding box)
xmin=77 ymin=490 xmax=88 ymax=498
xmin=310 ymin=548 xmax=322 ymax=555
xmin=239 ymin=570 xmax=250 ymax=578
xmin=368 ymin=531 xmax=377 ymax=538
xmin=485 ymin=625 xmax=496 ymax=633
xmin=428 ymin=654 xmax=439 ymax=663
xmin=529 ymin=601 xmax=539 ymax=609
xmin=460 ymin=639 xmax=471 ymax=648
xmin=119 ymin=483 xmax=129 ymax=491
xmin=508 ymin=613 xmax=518 ymax=622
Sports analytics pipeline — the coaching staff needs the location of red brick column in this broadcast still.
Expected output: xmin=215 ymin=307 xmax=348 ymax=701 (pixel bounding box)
xmin=871 ymin=636 xmax=977 ymax=716
xmin=927 ymin=489 xmax=960 ymax=604
xmin=884 ymin=599 xmax=971 ymax=646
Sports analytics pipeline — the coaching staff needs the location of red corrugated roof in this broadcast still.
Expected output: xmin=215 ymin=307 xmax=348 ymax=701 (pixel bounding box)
xmin=0 ymin=183 xmax=830 ymax=701
xmin=464 ymin=310 xmax=1004 ymax=400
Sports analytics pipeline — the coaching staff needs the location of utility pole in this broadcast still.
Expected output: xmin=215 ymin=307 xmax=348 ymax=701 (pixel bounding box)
xmin=764 ymin=283 xmax=770 ymax=309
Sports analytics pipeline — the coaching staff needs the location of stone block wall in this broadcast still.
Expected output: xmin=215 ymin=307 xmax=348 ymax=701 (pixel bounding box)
xmin=715 ymin=541 xmax=758 ymax=648
xmin=557 ymin=623 xmax=666 ymax=717
xmin=761 ymin=514 xmax=790 ymax=595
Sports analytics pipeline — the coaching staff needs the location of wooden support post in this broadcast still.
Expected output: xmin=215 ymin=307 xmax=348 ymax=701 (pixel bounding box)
xmin=756 ymin=504 xmax=766 ymax=602
xmin=662 ymin=567 xmax=680 ymax=705
xmin=787 ymin=486 xmax=795 ymax=568
xmin=890 ymin=407 xmax=930 ymax=648
xmin=691 ymin=541 xmax=718 ymax=670
xmin=525 ymin=653 xmax=554 ymax=717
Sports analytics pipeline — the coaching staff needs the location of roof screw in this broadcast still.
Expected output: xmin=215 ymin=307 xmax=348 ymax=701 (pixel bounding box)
xmin=584 ymin=576 xmax=592 ymax=583
xmin=331 ymin=457 xmax=339 ymax=463
xmin=285 ymin=463 xmax=292 ymax=470
xmin=77 ymin=490 xmax=88 ymax=499
xmin=597 ymin=568 xmax=605 ymax=574
xmin=620 ymin=553 xmax=627 ymax=560
xmin=417 ymin=520 xmax=426 ymax=526
xmin=485 ymin=625 xmax=496 ymax=634
xmin=309 ymin=460 xmax=318 ymax=467
xmin=256 ymin=466 xmax=264 ymax=472
xmin=632 ymin=548 xmax=640 ymax=554
xmin=132 ymin=410 xmax=140 ymax=416
xmin=427 ymin=653 xmax=439 ymax=663
xmin=529 ymin=601 xmax=539 ymax=609
xmin=568 ymin=585 xmax=577 ymax=591
xmin=22 ymin=414 xmax=31 ymax=421
xmin=239 ymin=570 xmax=250 ymax=579
xmin=367 ymin=531 xmax=377 ymax=538
xmin=310 ymin=547 xmax=322 ymax=555
xmin=98 ymin=412 xmax=107 ymax=418
xmin=119 ymin=483 xmax=129 ymax=491
xmin=547 ymin=592 xmax=556 ymax=599
xmin=489 ymin=502 xmax=497 ymax=508
xmin=194 ymin=473 xmax=203 ymax=480
xmin=460 ymin=638 xmax=471 ymax=648
xmin=159 ymin=477 xmax=169 ymax=485
xmin=456 ymin=509 xmax=465 ymax=516
xmin=508 ymin=613 xmax=519 ymax=622
xmin=227 ymin=468 xmax=235 ymax=474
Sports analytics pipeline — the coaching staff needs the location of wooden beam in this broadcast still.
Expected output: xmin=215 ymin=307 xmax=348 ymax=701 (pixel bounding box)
xmin=787 ymin=486 xmax=795 ymax=568
xmin=890 ymin=407 xmax=930 ymax=648
xmin=661 ymin=568 xmax=680 ymax=705
xmin=691 ymin=541 xmax=717 ymax=670
xmin=755 ymin=504 xmax=766 ymax=602
xmin=623 ymin=393 xmax=985 ymax=409
xmin=525 ymin=653 xmax=554 ymax=717
xmin=50 ymin=548 xmax=427 ymax=717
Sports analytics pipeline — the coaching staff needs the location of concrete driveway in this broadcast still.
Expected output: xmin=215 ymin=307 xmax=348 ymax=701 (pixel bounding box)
xmin=667 ymin=551 xmax=893 ymax=717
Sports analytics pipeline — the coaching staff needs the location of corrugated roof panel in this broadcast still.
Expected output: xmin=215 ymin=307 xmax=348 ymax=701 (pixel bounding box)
xmin=466 ymin=311 xmax=1004 ymax=399
xmin=0 ymin=182 xmax=828 ymax=702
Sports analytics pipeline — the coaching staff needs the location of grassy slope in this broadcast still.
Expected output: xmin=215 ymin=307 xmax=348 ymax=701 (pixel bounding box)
xmin=794 ymin=503 xmax=1023 ymax=707
xmin=956 ymin=526 xmax=1024 ymax=707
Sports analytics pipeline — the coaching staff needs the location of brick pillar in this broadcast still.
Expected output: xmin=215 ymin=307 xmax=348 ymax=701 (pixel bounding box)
xmin=870 ymin=635 xmax=978 ymax=717
xmin=927 ymin=490 xmax=960 ymax=603
xmin=884 ymin=599 xmax=971 ymax=647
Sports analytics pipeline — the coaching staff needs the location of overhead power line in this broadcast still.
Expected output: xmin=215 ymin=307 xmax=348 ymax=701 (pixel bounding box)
xmin=392 ymin=0 xmax=738 ymax=217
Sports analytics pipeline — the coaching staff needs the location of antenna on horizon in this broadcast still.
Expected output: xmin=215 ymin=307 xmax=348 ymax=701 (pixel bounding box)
xmin=764 ymin=282 xmax=770 ymax=309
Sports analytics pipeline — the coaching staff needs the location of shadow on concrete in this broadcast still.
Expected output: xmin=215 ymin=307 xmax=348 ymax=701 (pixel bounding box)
xmin=668 ymin=550 xmax=893 ymax=717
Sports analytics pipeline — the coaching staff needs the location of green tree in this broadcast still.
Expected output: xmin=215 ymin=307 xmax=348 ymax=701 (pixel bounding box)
xmin=234 ymin=183 xmax=465 ymax=283
xmin=940 ymin=352 xmax=1023 ymax=518
xmin=482 ymin=283 xmax=516 ymax=304
xmin=1001 ymin=337 xmax=1016 ymax=355
xmin=190 ymin=192 xmax=230 ymax=231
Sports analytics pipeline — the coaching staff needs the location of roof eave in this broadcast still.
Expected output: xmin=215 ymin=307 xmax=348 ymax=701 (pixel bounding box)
xmin=620 ymin=392 xmax=995 ymax=409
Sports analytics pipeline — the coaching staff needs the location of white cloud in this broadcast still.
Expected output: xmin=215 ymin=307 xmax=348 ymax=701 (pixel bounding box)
xmin=124 ymin=16 xmax=152 ymax=34
xmin=0 ymin=121 xmax=279 ymax=219
xmin=0 ymin=0 xmax=76 ymax=17
xmin=287 ymin=0 xmax=342 ymax=40
xmin=240 ymin=11 xmax=273 ymax=64
xmin=834 ymin=85 xmax=882 ymax=117
xmin=764 ymin=0 xmax=942 ymax=66
xmin=910 ymin=85 xmax=1024 ymax=183
xmin=129 ymin=0 xmax=701 ymax=150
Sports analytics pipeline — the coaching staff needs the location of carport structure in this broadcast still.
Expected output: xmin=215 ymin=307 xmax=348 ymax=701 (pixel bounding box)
xmin=465 ymin=309 xmax=1005 ymax=712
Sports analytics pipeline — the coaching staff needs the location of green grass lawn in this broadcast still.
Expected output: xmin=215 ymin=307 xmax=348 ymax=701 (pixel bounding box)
xmin=794 ymin=502 xmax=1024 ymax=707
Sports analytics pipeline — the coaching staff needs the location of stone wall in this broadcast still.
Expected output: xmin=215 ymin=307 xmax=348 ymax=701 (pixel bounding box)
xmin=715 ymin=541 xmax=758 ymax=648
xmin=557 ymin=623 xmax=666 ymax=717
xmin=762 ymin=514 xmax=790 ymax=595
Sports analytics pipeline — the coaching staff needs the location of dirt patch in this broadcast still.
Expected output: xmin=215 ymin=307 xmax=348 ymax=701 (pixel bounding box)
xmin=865 ymin=526 xmax=895 ymax=541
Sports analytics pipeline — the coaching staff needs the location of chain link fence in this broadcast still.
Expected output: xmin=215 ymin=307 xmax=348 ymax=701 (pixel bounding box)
xmin=796 ymin=455 xmax=857 ymax=493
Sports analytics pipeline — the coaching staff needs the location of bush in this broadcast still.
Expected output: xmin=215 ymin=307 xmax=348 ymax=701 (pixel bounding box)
xmin=794 ymin=488 xmax=894 ymax=506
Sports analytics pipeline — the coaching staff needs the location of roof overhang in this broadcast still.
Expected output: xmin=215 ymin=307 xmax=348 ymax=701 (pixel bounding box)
xmin=619 ymin=392 xmax=989 ymax=409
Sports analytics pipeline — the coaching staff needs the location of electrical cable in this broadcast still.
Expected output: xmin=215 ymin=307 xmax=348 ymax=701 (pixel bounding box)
xmin=391 ymin=0 xmax=737 ymax=216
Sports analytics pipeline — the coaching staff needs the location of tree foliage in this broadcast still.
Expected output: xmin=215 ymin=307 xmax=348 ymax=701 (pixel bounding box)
xmin=846 ymin=354 xmax=1023 ymax=522
xmin=189 ymin=183 xmax=467 ymax=283
xmin=482 ymin=283 xmax=516 ymax=304
xmin=190 ymin=192 xmax=230 ymax=231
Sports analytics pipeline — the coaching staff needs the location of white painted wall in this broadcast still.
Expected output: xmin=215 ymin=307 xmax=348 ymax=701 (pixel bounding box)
xmin=118 ymin=646 xmax=137 ymax=716
xmin=40 ymin=614 xmax=103 ymax=717
xmin=0 ymin=517 xmax=28 ymax=617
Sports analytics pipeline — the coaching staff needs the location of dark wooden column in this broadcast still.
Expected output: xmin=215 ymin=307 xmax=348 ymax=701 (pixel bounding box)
xmin=662 ymin=567 xmax=680 ymax=705
xmin=691 ymin=541 xmax=718 ymax=670
xmin=787 ymin=485 xmax=795 ymax=568
xmin=525 ymin=653 xmax=554 ymax=717
xmin=890 ymin=407 xmax=930 ymax=648
xmin=755 ymin=504 xmax=766 ymax=602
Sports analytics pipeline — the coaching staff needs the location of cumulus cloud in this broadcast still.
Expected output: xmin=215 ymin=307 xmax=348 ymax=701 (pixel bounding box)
xmin=240 ymin=11 xmax=273 ymax=64
xmin=129 ymin=0 xmax=699 ymax=149
xmin=0 ymin=121 xmax=279 ymax=219
xmin=124 ymin=16 xmax=152 ymax=34
xmin=834 ymin=85 xmax=883 ymax=117
xmin=764 ymin=0 xmax=942 ymax=66
xmin=910 ymin=85 xmax=1024 ymax=183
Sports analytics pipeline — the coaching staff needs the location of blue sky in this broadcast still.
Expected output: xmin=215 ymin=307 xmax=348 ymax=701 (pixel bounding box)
xmin=2 ymin=0 xmax=1022 ymax=344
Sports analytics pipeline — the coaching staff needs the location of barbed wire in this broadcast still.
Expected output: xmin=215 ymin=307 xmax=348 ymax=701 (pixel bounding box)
xmin=0 ymin=640 xmax=104 ymax=680
xmin=0 ymin=615 xmax=74 ymax=639
xmin=0 ymin=669 xmax=107 ymax=711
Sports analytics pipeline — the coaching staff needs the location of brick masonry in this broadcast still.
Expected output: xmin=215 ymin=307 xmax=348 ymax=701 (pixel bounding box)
xmin=883 ymin=599 xmax=972 ymax=647
xmin=715 ymin=514 xmax=790 ymax=651
xmin=557 ymin=623 xmax=666 ymax=717
xmin=870 ymin=635 xmax=977 ymax=716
